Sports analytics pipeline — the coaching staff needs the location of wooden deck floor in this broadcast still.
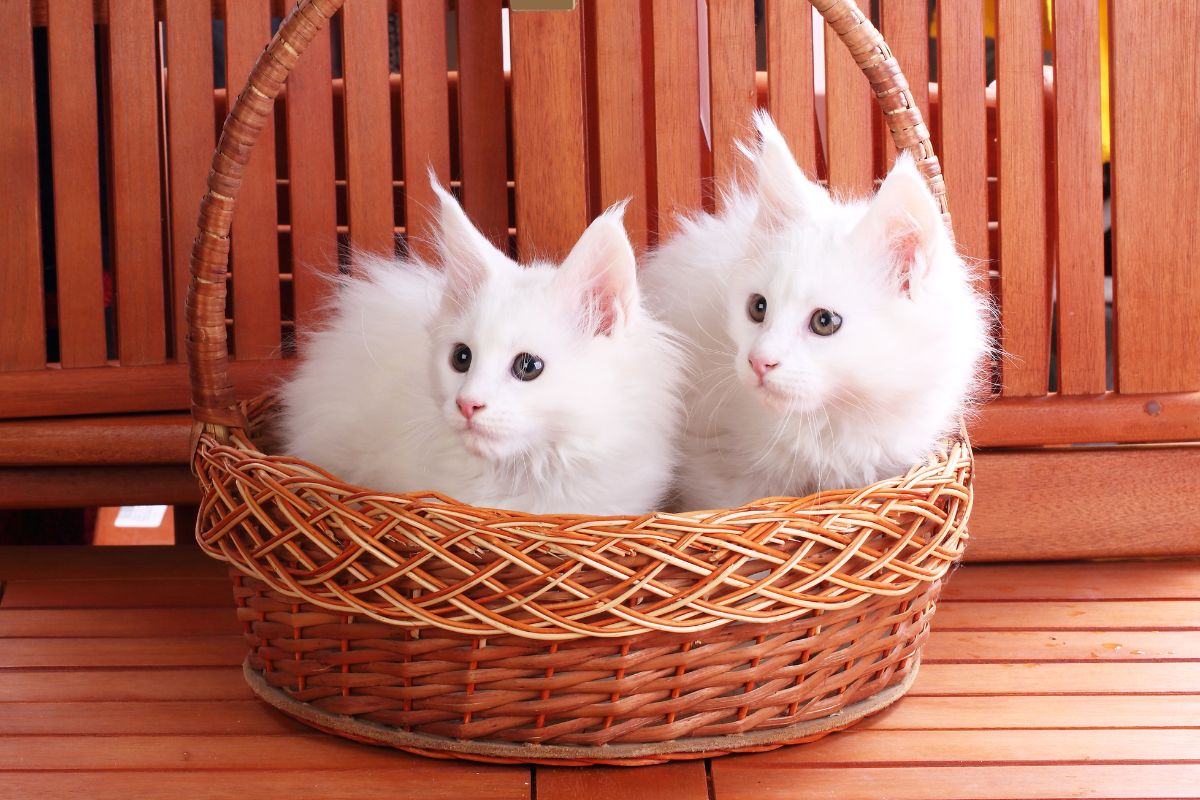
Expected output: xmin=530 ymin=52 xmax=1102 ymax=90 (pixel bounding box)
xmin=1 ymin=546 xmax=1197 ymax=799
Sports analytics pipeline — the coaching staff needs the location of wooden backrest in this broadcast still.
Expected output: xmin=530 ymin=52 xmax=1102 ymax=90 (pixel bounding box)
xmin=3 ymin=0 xmax=1198 ymax=452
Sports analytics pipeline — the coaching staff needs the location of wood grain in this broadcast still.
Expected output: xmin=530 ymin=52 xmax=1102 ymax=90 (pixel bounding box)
xmin=879 ymin=0 xmax=930 ymax=165
xmin=0 ymin=466 xmax=200 ymax=509
xmin=0 ymin=577 xmax=232 ymax=608
xmin=867 ymin=694 xmax=1200 ymax=730
xmin=823 ymin=0 xmax=875 ymax=195
xmin=933 ymin=600 xmax=1200 ymax=631
xmin=924 ymin=629 xmax=1199 ymax=662
xmin=0 ymin=669 xmax=249 ymax=703
xmin=0 ymin=608 xmax=238 ymax=637
xmin=0 ymin=544 xmax=226 ymax=580
xmin=913 ymin=662 xmax=1200 ymax=696
xmin=972 ymin=391 xmax=1200 ymax=447
xmin=0 ymin=413 xmax=191 ymax=466
xmin=0 ymin=700 xmax=306 ymax=736
xmin=650 ymin=0 xmax=703 ymax=238
xmin=707 ymin=0 xmax=757 ymax=195
xmin=765 ymin=0 xmax=818 ymax=176
xmin=537 ymin=763 xmax=709 ymax=800
xmin=943 ymin=560 xmax=1200 ymax=601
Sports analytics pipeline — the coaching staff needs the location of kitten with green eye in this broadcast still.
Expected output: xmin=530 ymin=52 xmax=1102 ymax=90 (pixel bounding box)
xmin=280 ymin=179 xmax=686 ymax=515
xmin=642 ymin=112 xmax=992 ymax=510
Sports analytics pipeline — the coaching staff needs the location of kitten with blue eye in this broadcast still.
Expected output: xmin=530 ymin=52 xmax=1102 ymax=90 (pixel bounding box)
xmin=643 ymin=111 xmax=992 ymax=510
xmin=280 ymin=179 xmax=686 ymax=515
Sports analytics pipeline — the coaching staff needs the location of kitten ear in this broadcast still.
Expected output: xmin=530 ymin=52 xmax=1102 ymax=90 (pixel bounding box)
xmin=430 ymin=172 xmax=500 ymax=301
xmin=748 ymin=110 xmax=830 ymax=231
xmin=556 ymin=201 xmax=638 ymax=336
xmin=852 ymin=152 xmax=947 ymax=296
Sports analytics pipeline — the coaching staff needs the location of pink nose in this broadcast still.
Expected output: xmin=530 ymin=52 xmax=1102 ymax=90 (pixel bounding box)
xmin=456 ymin=398 xmax=486 ymax=420
xmin=749 ymin=354 xmax=779 ymax=380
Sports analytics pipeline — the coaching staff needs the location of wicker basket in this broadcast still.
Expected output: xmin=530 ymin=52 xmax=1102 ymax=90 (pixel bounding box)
xmin=187 ymin=0 xmax=971 ymax=766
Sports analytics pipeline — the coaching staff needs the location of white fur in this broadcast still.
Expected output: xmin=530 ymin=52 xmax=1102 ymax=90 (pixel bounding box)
xmin=642 ymin=111 xmax=993 ymax=510
xmin=280 ymin=183 xmax=686 ymax=515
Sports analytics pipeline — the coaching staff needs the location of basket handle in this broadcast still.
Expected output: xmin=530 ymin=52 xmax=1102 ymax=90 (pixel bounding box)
xmin=186 ymin=0 xmax=947 ymax=442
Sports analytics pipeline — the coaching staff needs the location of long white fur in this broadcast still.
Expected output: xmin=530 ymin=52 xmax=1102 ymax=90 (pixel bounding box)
xmin=642 ymin=111 xmax=993 ymax=511
xmin=279 ymin=181 xmax=686 ymax=515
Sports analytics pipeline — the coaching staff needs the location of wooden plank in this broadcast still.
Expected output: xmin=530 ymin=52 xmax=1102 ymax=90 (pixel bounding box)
xmin=933 ymin=601 xmax=1200 ymax=631
xmin=934 ymin=0 xmax=989 ymax=270
xmin=0 ymin=700 xmax=305 ymax=736
xmin=1050 ymin=0 xmax=1106 ymax=395
xmin=340 ymin=0 xmax=396 ymax=256
xmin=455 ymin=0 xmax=509 ymax=246
xmin=879 ymin=0 xmax=930 ymax=164
xmin=1109 ymin=1 xmax=1200 ymax=394
xmin=398 ymin=0 xmax=451 ymax=261
xmin=284 ymin=22 xmax=337 ymax=324
xmin=823 ymin=0 xmax=875 ymax=195
xmin=968 ymin=448 xmax=1200 ymax=562
xmin=912 ymin=662 xmax=1200 ymax=696
xmin=707 ymin=0 xmax=757 ymax=195
xmin=924 ymin=629 xmax=1199 ymax=663
xmin=590 ymin=0 xmax=650 ymax=250
xmin=107 ymin=0 xmax=168 ymax=366
xmin=712 ymin=764 xmax=1200 ymax=799
xmin=649 ymin=0 xmax=703 ymax=239
xmin=0 ymin=770 xmax=531 ymax=800
xmin=0 ymin=0 xmax=47 ymax=371
xmin=0 ymin=636 xmax=244 ymax=668
xmin=995 ymin=0 xmax=1050 ymax=396
xmin=223 ymin=0 xmax=281 ymax=359
xmin=537 ymin=763 xmax=709 ymax=800
xmin=868 ymin=694 xmax=1200 ymax=730
xmin=0 ymin=578 xmax=232 ymax=609
xmin=765 ymin=0 xmax=818 ymax=177
xmin=0 ymin=414 xmax=191 ymax=466
xmin=0 ymin=608 xmax=239 ymax=638
xmin=0 ymin=669 xmax=250 ymax=702
xmin=510 ymin=5 xmax=589 ymax=257
xmin=46 ymin=0 xmax=107 ymax=368
xmin=972 ymin=391 xmax=1200 ymax=447
xmin=0 ymin=466 xmax=200 ymax=509
xmin=0 ymin=545 xmax=223 ymax=581
xmin=944 ymin=561 xmax=1200 ymax=602
xmin=163 ymin=0 xmax=216 ymax=361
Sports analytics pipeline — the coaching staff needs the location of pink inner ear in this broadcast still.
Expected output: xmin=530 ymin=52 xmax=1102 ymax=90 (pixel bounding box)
xmin=890 ymin=226 xmax=926 ymax=297
xmin=588 ymin=288 xmax=620 ymax=337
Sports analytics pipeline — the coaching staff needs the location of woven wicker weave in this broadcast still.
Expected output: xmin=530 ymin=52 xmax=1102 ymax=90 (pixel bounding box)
xmin=187 ymin=0 xmax=970 ymax=765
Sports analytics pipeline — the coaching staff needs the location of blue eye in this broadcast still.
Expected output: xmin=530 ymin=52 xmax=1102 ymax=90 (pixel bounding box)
xmin=450 ymin=343 xmax=472 ymax=372
xmin=511 ymin=353 xmax=544 ymax=381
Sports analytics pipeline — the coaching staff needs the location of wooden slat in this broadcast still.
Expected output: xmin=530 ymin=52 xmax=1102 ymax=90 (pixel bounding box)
xmin=590 ymin=0 xmax=650 ymax=249
xmin=107 ymin=0 xmax=167 ymax=366
xmin=1109 ymin=1 xmax=1200 ymax=394
xmin=46 ymin=0 xmax=107 ymax=368
xmin=714 ymin=764 xmax=1200 ymax=800
xmin=0 ymin=466 xmax=200 ymax=509
xmin=398 ymin=0 xmax=451 ymax=261
xmin=0 ymin=700 xmax=305 ymax=736
xmin=0 ymin=545 xmax=223 ymax=580
xmin=284 ymin=22 xmax=338 ymax=323
xmin=537 ymin=763 xmax=709 ymax=800
xmin=510 ymin=5 xmax=589 ymax=257
xmin=707 ymin=0 xmax=757 ymax=195
xmin=912 ymin=662 xmax=1200 ymax=696
xmin=0 ymin=0 xmax=48 ymax=371
xmin=0 ymin=669 xmax=249 ymax=703
xmin=0 ymin=578 xmax=232 ymax=608
xmin=924 ymin=630 xmax=1199 ymax=662
xmin=879 ymin=0 xmax=930 ymax=165
xmin=935 ymin=1 xmax=989 ymax=273
xmin=0 ymin=636 xmax=244 ymax=668
xmin=765 ymin=0 xmax=818 ymax=176
xmin=455 ymin=0 xmax=509 ymax=246
xmin=944 ymin=561 xmax=1200 ymax=602
xmin=996 ymin=0 xmax=1050 ymax=396
xmin=867 ymin=694 xmax=1200 ymax=730
xmin=0 ymin=413 xmax=191 ymax=466
xmin=823 ymin=0 xmax=874 ymax=195
xmin=163 ymin=0 xmax=216 ymax=361
xmin=1050 ymin=0 xmax=1106 ymax=395
xmin=340 ymin=0 xmax=396 ymax=256
xmin=933 ymin=600 xmax=1200 ymax=631
xmin=223 ymin=0 xmax=281 ymax=359
xmin=968 ymin=447 xmax=1200 ymax=562
xmin=649 ymin=0 xmax=703 ymax=239
xmin=972 ymin=391 xmax=1200 ymax=447
xmin=0 ymin=608 xmax=238 ymax=638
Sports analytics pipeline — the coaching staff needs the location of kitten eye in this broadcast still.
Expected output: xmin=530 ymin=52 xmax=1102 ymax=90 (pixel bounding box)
xmin=747 ymin=294 xmax=767 ymax=323
xmin=450 ymin=343 xmax=472 ymax=373
xmin=511 ymin=352 xmax=545 ymax=382
xmin=809 ymin=308 xmax=843 ymax=336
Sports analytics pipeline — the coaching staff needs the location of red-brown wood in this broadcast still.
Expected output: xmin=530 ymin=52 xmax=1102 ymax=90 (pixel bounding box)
xmin=46 ymin=0 xmax=107 ymax=368
xmin=537 ymin=763 xmax=710 ymax=800
xmin=223 ymin=0 xmax=281 ymax=360
xmin=707 ymin=0 xmax=757 ymax=196
xmin=0 ymin=2 xmax=48 ymax=372
xmin=340 ymin=0 xmax=396 ymax=256
xmin=163 ymin=0 xmax=216 ymax=361
xmin=590 ymin=0 xmax=651 ymax=250
xmin=823 ymin=0 xmax=875 ymax=195
xmin=912 ymin=661 xmax=1200 ymax=695
xmin=880 ymin=0 xmax=930 ymax=166
xmin=455 ymin=0 xmax=510 ymax=246
xmin=284 ymin=22 xmax=338 ymax=324
xmin=765 ymin=0 xmax=818 ymax=177
xmin=107 ymin=0 xmax=167 ymax=366
xmin=398 ymin=0 xmax=451 ymax=261
xmin=0 ymin=466 xmax=200 ymax=509
xmin=972 ymin=391 xmax=1200 ymax=447
xmin=510 ymin=5 xmax=590 ymax=257
xmin=650 ymin=0 xmax=703 ymax=238
xmin=996 ymin=0 xmax=1050 ymax=396
xmin=1109 ymin=0 xmax=1200 ymax=394
xmin=0 ymin=414 xmax=191 ymax=466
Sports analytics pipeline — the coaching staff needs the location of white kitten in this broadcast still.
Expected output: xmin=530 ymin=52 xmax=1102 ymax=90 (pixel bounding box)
xmin=643 ymin=112 xmax=992 ymax=510
xmin=280 ymin=181 xmax=686 ymax=515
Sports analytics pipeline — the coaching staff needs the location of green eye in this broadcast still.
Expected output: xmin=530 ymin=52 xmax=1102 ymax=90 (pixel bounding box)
xmin=450 ymin=343 xmax=472 ymax=372
xmin=511 ymin=352 xmax=544 ymax=381
xmin=809 ymin=308 xmax=843 ymax=336
xmin=747 ymin=294 xmax=767 ymax=323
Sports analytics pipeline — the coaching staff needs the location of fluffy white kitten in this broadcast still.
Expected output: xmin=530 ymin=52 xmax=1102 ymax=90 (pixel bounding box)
xmin=643 ymin=112 xmax=991 ymax=511
xmin=280 ymin=181 xmax=686 ymax=515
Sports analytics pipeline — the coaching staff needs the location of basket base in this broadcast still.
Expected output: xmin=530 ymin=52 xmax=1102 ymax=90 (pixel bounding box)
xmin=244 ymin=658 xmax=919 ymax=766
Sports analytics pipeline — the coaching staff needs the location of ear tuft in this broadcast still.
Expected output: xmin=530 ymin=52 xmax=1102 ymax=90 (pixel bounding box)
xmin=748 ymin=111 xmax=830 ymax=231
xmin=430 ymin=175 xmax=501 ymax=304
xmin=557 ymin=202 xmax=638 ymax=336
